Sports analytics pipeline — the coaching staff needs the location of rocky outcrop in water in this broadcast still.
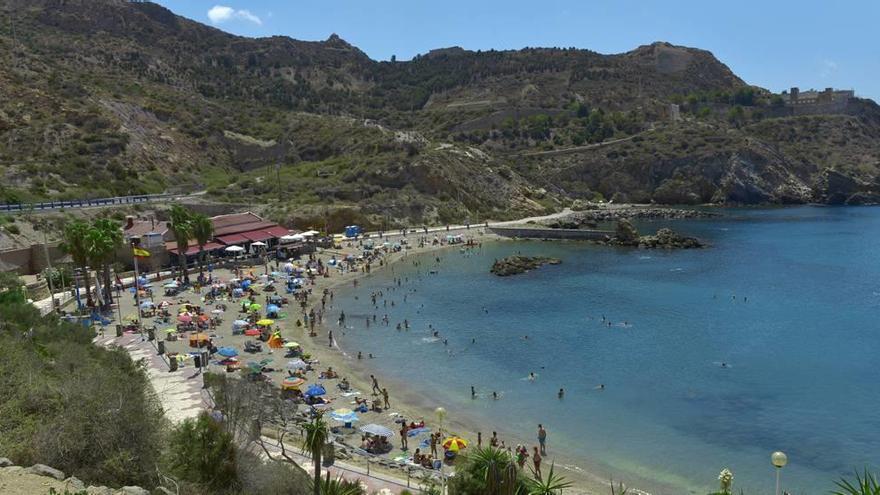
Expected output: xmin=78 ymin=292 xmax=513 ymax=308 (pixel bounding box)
xmin=491 ymin=256 xmax=561 ymax=276
xmin=602 ymin=219 xmax=705 ymax=249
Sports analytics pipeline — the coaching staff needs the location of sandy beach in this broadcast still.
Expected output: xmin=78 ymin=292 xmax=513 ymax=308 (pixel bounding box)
xmin=120 ymin=224 xmax=632 ymax=495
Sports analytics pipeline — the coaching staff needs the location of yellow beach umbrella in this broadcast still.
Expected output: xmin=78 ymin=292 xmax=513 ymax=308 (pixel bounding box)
xmin=256 ymin=319 xmax=274 ymax=326
xmin=442 ymin=436 xmax=468 ymax=452
xmin=283 ymin=341 xmax=300 ymax=348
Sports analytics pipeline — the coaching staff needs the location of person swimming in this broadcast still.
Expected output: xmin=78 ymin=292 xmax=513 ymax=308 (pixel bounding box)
xmin=471 ymin=386 xmax=476 ymax=398
xmin=528 ymin=372 xmax=537 ymax=381
xmin=558 ymin=388 xmax=565 ymax=399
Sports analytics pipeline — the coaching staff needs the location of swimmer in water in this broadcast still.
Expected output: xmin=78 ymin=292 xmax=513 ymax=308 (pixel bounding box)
xmin=529 ymin=372 xmax=536 ymax=381
xmin=471 ymin=386 xmax=476 ymax=398
xmin=595 ymin=384 xmax=605 ymax=390
xmin=492 ymin=391 xmax=499 ymax=400
xmin=558 ymin=388 xmax=565 ymax=399
xmin=721 ymin=362 xmax=728 ymax=368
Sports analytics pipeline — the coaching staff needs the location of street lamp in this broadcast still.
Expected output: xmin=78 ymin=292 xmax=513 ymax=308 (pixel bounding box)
xmin=771 ymin=451 xmax=787 ymax=495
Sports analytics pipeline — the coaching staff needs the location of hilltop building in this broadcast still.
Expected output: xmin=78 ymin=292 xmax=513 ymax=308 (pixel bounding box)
xmin=779 ymin=87 xmax=855 ymax=115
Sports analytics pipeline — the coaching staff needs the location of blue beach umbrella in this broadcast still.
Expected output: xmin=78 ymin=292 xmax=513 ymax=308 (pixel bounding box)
xmin=287 ymin=359 xmax=307 ymax=370
xmin=329 ymin=409 xmax=360 ymax=425
xmin=139 ymin=301 xmax=155 ymax=309
xmin=217 ymin=347 xmax=238 ymax=358
xmin=241 ymin=279 xmax=252 ymax=289
xmin=266 ymin=304 xmax=280 ymax=314
xmin=304 ymin=384 xmax=326 ymax=397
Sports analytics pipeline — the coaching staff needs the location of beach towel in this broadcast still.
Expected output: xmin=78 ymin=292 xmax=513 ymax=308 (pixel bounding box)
xmin=408 ymin=427 xmax=431 ymax=437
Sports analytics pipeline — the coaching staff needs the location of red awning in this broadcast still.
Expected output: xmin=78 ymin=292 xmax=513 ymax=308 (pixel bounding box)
xmin=168 ymin=242 xmax=223 ymax=256
xmin=218 ymin=234 xmax=249 ymax=245
xmin=241 ymin=229 xmax=275 ymax=242
xmin=265 ymin=226 xmax=291 ymax=238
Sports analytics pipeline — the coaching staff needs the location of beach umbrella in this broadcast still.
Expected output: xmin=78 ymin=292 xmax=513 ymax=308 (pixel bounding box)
xmin=244 ymin=328 xmax=261 ymax=336
xmin=211 ymin=309 xmax=223 ymax=315
xmin=177 ymin=314 xmax=192 ymax=323
xmin=442 ymin=436 xmax=468 ymax=452
xmin=256 ymin=318 xmax=274 ymax=326
xmin=360 ymin=424 xmax=393 ymax=438
xmin=281 ymin=377 xmax=305 ymax=390
xmin=330 ymin=408 xmax=359 ymax=425
xmin=251 ymin=241 xmax=267 ymax=247
xmin=266 ymin=304 xmax=280 ymax=314
xmin=224 ymin=245 xmax=245 ymax=253
xmin=139 ymin=301 xmax=155 ymax=309
xmin=304 ymin=384 xmax=326 ymax=397
xmin=232 ymin=319 xmax=248 ymax=327
xmin=163 ymin=281 xmax=179 ymax=288
xmin=163 ymin=328 xmax=176 ymax=334
xmin=217 ymin=347 xmax=238 ymax=358
xmin=137 ymin=276 xmax=148 ymax=286
xmin=283 ymin=341 xmax=300 ymax=349
xmin=249 ymin=303 xmax=262 ymax=311
xmin=287 ymin=359 xmax=307 ymax=370
xmin=158 ymin=300 xmax=171 ymax=308
xmin=241 ymin=280 xmax=252 ymax=289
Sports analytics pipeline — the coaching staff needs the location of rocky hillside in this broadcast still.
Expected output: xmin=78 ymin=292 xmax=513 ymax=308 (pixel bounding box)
xmin=1 ymin=0 xmax=879 ymax=226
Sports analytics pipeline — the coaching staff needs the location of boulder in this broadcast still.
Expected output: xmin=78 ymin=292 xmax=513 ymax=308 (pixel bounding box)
xmin=26 ymin=464 xmax=65 ymax=480
xmin=491 ymin=256 xmax=561 ymax=276
xmin=119 ymin=487 xmax=150 ymax=495
xmin=65 ymin=476 xmax=86 ymax=492
xmin=87 ymin=486 xmax=114 ymax=495
xmin=152 ymin=487 xmax=175 ymax=495
xmin=614 ymin=219 xmax=640 ymax=245
xmin=0 ymin=457 xmax=13 ymax=467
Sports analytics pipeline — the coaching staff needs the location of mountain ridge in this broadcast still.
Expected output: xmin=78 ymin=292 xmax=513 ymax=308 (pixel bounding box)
xmin=1 ymin=0 xmax=879 ymax=228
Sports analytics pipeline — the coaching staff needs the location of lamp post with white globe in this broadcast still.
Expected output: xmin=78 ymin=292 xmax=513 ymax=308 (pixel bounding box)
xmin=771 ymin=451 xmax=788 ymax=495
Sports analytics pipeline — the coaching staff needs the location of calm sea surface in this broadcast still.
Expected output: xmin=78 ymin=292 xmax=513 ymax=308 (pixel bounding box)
xmin=332 ymin=207 xmax=880 ymax=494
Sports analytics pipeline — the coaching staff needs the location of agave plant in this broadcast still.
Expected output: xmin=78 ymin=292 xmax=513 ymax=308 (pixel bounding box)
xmin=833 ymin=469 xmax=880 ymax=495
xmin=524 ymin=463 xmax=573 ymax=495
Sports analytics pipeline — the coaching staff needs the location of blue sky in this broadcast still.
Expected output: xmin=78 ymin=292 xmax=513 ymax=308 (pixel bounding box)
xmin=154 ymin=0 xmax=879 ymax=101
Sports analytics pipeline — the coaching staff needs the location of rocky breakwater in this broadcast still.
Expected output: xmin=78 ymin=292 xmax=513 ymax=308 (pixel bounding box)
xmin=491 ymin=256 xmax=562 ymax=276
xmin=602 ymin=219 xmax=705 ymax=249
xmin=550 ymin=204 xmax=720 ymax=229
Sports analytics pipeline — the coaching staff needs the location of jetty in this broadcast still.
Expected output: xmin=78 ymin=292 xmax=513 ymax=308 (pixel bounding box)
xmin=489 ymin=226 xmax=613 ymax=240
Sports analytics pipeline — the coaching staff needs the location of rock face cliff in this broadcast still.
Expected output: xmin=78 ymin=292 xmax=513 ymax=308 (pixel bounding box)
xmin=1 ymin=0 xmax=879 ymax=224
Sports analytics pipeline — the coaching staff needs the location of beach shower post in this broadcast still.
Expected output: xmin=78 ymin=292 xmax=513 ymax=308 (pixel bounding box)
xmin=435 ymin=407 xmax=446 ymax=434
xmin=771 ymin=451 xmax=787 ymax=495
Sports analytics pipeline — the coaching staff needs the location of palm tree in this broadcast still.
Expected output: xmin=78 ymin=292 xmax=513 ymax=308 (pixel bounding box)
xmin=460 ymin=447 xmax=522 ymax=495
xmin=60 ymin=220 xmax=93 ymax=309
xmin=523 ymin=463 xmax=572 ymax=495
xmin=191 ymin=213 xmax=213 ymax=277
xmin=316 ymin=471 xmax=364 ymax=495
xmin=91 ymin=218 xmax=123 ymax=308
xmin=302 ymin=413 xmax=329 ymax=495
xmin=833 ymin=469 xmax=880 ymax=495
xmin=168 ymin=205 xmax=193 ymax=282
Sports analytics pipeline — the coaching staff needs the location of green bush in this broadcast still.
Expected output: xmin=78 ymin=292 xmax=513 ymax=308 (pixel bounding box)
xmin=165 ymin=412 xmax=239 ymax=491
xmin=0 ymin=280 xmax=165 ymax=488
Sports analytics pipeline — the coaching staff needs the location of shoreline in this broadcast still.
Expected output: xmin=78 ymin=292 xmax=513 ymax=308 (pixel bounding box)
xmin=295 ymin=232 xmax=662 ymax=495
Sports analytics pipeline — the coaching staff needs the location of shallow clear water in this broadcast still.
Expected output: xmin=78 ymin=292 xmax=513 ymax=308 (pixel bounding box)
xmin=331 ymin=207 xmax=880 ymax=494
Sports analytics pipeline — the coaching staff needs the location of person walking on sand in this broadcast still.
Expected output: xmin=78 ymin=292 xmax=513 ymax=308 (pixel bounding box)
xmin=382 ymin=388 xmax=390 ymax=409
xmin=532 ymin=446 xmax=542 ymax=479
xmin=371 ymin=375 xmax=381 ymax=394
xmin=537 ymin=424 xmax=547 ymax=455
xmin=328 ymin=330 xmax=333 ymax=348
xmin=400 ymin=423 xmax=409 ymax=450
xmin=430 ymin=433 xmax=438 ymax=457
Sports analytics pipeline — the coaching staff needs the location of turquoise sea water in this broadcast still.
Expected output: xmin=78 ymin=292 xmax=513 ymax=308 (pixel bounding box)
xmin=331 ymin=207 xmax=880 ymax=494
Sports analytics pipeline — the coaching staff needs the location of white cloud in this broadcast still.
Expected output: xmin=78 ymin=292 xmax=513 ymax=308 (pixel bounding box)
xmin=207 ymin=5 xmax=262 ymax=25
xmin=820 ymin=59 xmax=838 ymax=78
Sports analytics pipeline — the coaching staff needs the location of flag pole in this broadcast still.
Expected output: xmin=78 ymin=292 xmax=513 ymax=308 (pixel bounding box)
xmin=132 ymin=242 xmax=142 ymax=332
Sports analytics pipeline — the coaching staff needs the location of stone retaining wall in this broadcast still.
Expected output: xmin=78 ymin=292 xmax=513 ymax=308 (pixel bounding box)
xmin=489 ymin=226 xmax=613 ymax=240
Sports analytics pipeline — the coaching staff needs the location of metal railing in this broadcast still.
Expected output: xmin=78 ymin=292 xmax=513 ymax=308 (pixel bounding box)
xmin=0 ymin=193 xmax=179 ymax=212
